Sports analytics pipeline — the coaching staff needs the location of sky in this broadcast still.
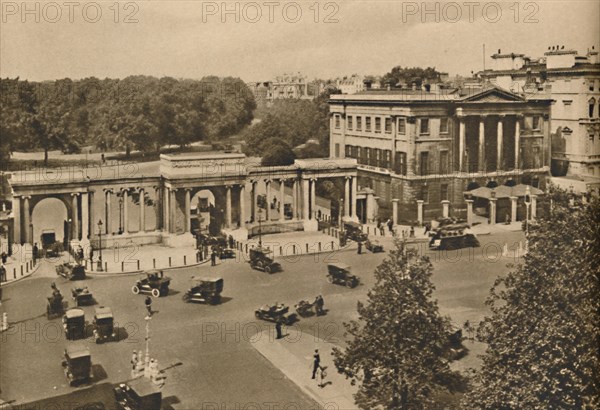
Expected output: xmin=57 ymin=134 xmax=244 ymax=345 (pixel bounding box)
xmin=1 ymin=0 xmax=599 ymax=82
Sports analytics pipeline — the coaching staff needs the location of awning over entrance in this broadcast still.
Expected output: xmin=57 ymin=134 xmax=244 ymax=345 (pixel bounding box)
xmin=465 ymin=184 xmax=544 ymax=199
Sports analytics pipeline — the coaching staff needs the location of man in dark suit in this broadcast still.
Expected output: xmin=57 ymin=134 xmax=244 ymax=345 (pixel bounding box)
xmin=312 ymin=349 xmax=321 ymax=379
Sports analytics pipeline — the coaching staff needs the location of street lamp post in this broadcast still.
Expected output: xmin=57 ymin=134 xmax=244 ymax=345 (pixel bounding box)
xmin=339 ymin=198 xmax=344 ymax=231
xmin=257 ymin=209 xmax=263 ymax=248
xmin=524 ymin=185 xmax=531 ymax=237
xmin=118 ymin=194 xmax=123 ymax=235
xmin=97 ymin=220 xmax=103 ymax=271
xmin=144 ymin=315 xmax=151 ymax=378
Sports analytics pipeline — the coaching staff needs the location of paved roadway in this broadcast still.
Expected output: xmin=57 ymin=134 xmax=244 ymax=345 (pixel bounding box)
xmin=0 ymin=230 xmax=524 ymax=408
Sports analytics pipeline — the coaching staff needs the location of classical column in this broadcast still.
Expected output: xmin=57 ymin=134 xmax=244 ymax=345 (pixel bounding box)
xmin=292 ymin=179 xmax=298 ymax=220
xmin=344 ymin=177 xmax=350 ymax=218
xmin=170 ymin=189 xmax=177 ymax=234
xmin=279 ymin=179 xmax=285 ymax=220
xmin=23 ymin=196 xmax=31 ymax=244
xmin=478 ymin=116 xmax=486 ymax=173
xmin=515 ymin=116 xmax=521 ymax=169
xmin=497 ymin=116 xmax=504 ymax=171
xmin=466 ymin=199 xmax=474 ymax=226
xmin=239 ymin=184 xmax=246 ymax=226
xmin=71 ymin=193 xmax=79 ymax=240
xmin=81 ymin=192 xmax=89 ymax=240
xmin=392 ymin=199 xmax=399 ymax=226
xmin=138 ymin=188 xmax=145 ymax=233
xmin=12 ymin=197 xmax=21 ymax=244
xmin=416 ymin=200 xmax=424 ymax=226
xmin=302 ymin=179 xmax=310 ymax=220
xmin=351 ymin=176 xmax=358 ymax=219
xmin=122 ymin=189 xmax=129 ymax=234
xmin=442 ymin=200 xmax=450 ymax=218
xmin=105 ymin=190 xmax=112 ymax=234
xmin=458 ymin=116 xmax=466 ymax=172
xmin=510 ymin=196 xmax=518 ymax=223
xmin=185 ymin=188 xmax=191 ymax=233
xmin=489 ymin=198 xmax=497 ymax=225
xmin=154 ymin=186 xmax=162 ymax=231
xmin=225 ymin=186 xmax=232 ymax=229
xmin=163 ymin=187 xmax=170 ymax=233
xmin=310 ymin=179 xmax=317 ymax=219
xmin=265 ymin=180 xmax=271 ymax=221
xmin=531 ymin=195 xmax=537 ymax=220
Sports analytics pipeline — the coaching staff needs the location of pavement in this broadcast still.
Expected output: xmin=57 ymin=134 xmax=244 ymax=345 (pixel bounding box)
xmin=253 ymin=329 xmax=358 ymax=409
xmin=0 ymin=244 xmax=40 ymax=284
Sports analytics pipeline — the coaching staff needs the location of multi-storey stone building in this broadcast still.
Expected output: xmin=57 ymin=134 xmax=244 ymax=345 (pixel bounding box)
xmin=479 ymin=47 xmax=600 ymax=188
xmin=329 ymin=85 xmax=553 ymax=224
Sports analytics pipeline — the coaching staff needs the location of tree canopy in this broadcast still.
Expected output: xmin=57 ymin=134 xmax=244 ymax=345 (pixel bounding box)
xmin=463 ymin=189 xmax=600 ymax=409
xmin=0 ymin=76 xmax=256 ymax=164
xmin=381 ymin=66 xmax=443 ymax=88
xmin=332 ymin=239 xmax=460 ymax=409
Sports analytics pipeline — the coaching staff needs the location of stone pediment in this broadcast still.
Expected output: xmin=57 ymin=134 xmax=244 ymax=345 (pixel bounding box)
xmin=460 ymin=87 xmax=525 ymax=103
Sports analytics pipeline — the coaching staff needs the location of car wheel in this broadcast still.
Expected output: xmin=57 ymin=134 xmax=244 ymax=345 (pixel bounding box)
xmin=327 ymin=276 xmax=334 ymax=284
xmin=132 ymin=286 xmax=140 ymax=295
xmin=151 ymin=288 xmax=160 ymax=298
xmin=265 ymin=266 xmax=272 ymax=274
xmin=346 ymin=281 xmax=354 ymax=288
xmin=254 ymin=311 xmax=260 ymax=319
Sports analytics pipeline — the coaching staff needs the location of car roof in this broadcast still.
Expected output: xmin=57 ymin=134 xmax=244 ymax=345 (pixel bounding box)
xmin=66 ymin=343 xmax=90 ymax=358
xmin=328 ymin=262 xmax=351 ymax=270
xmin=65 ymin=308 xmax=85 ymax=319
xmin=191 ymin=276 xmax=223 ymax=283
xmin=94 ymin=306 xmax=113 ymax=318
xmin=128 ymin=377 xmax=161 ymax=396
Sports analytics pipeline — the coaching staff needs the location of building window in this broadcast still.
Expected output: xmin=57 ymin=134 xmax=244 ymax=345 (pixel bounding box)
xmin=347 ymin=116 xmax=353 ymax=130
xmin=398 ymin=118 xmax=406 ymax=134
xmin=366 ymin=117 xmax=372 ymax=132
xmin=362 ymin=147 xmax=369 ymax=164
xmin=394 ymin=152 xmax=407 ymax=175
xmin=563 ymin=100 xmax=572 ymax=105
xmin=356 ymin=116 xmax=362 ymax=131
xmin=335 ymin=115 xmax=340 ymax=129
xmin=385 ymin=117 xmax=392 ymax=133
xmin=440 ymin=118 xmax=449 ymax=134
xmin=373 ymin=148 xmax=381 ymax=167
xmin=420 ymin=185 xmax=429 ymax=203
xmin=440 ymin=184 xmax=448 ymax=201
xmin=440 ymin=151 xmax=448 ymax=175
xmin=532 ymin=146 xmax=541 ymax=168
xmin=532 ymin=116 xmax=541 ymax=130
xmin=334 ymin=144 xmax=340 ymax=158
xmin=420 ymin=118 xmax=429 ymax=135
xmin=589 ymin=98 xmax=596 ymax=118
xmin=345 ymin=145 xmax=352 ymax=157
xmin=420 ymin=151 xmax=429 ymax=175
xmin=382 ymin=150 xmax=391 ymax=169
xmin=356 ymin=146 xmax=361 ymax=160
xmin=375 ymin=117 xmax=381 ymax=133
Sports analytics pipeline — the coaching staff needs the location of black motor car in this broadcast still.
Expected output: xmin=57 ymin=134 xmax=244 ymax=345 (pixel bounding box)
xmin=132 ymin=271 xmax=171 ymax=297
xmin=63 ymin=308 xmax=86 ymax=340
xmin=429 ymin=223 xmax=480 ymax=251
xmin=114 ymin=378 xmax=161 ymax=410
xmin=93 ymin=306 xmax=116 ymax=343
xmin=327 ymin=263 xmax=360 ymax=288
xmin=62 ymin=344 xmax=93 ymax=386
xmin=72 ymin=286 xmax=94 ymax=306
xmin=249 ymin=247 xmax=281 ymax=273
xmin=254 ymin=303 xmax=296 ymax=325
xmin=183 ymin=277 xmax=224 ymax=305
xmin=57 ymin=263 xmax=86 ymax=280
xmin=365 ymin=239 xmax=384 ymax=253
xmin=344 ymin=222 xmax=368 ymax=242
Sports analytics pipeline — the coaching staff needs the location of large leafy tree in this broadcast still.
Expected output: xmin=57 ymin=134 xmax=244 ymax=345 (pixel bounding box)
xmin=382 ymin=66 xmax=442 ymax=88
xmin=463 ymin=190 xmax=600 ymax=409
xmin=333 ymin=239 xmax=459 ymax=409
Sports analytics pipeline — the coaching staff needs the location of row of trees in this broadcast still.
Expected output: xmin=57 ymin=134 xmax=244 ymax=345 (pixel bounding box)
xmin=0 ymin=76 xmax=256 ymax=164
xmin=334 ymin=189 xmax=599 ymax=409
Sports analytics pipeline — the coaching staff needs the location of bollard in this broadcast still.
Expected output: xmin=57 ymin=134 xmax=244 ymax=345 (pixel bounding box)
xmin=137 ymin=260 xmax=140 ymax=270
xmin=245 ymin=244 xmax=248 ymax=253
xmin=26 ymin=264 xmax=29 ymax=273
xmin=318 ymin=242 xmax=321 ymax=252
xmin=293 ymin=244 xmax=296 ymax=254
xmin=169 ymin=257 xmax=172 ymax=267
xmin=153 ymin=259 xmax=156 ymax=269
xmin=184 ymin=255 xmax=187 ymax=265
xmin=13 ymin=268 xmax=16 ymax=279
xmin=331 ymin=241 xmax=334 ymax=249
xmin=105 ymin=262 xmax=108 ymax=272
xmin=279 ymin=246 xmax=283 ymax=256
xmin=306 ymin=243 xmax=309 ymax=253
xmin=20 ymin=266 xmax=23 ymax=276
xmin=121 ymin=262 xmax=124 ymax=272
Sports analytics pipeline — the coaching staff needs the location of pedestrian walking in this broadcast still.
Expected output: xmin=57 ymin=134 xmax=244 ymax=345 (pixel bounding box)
xmin=316 ymin=365 xmax=327 ymax=388
xmin=196 ymin=248 xmax=201 ymax=263
xmin=379 ymin=223 xmax=385 ymax=236
xmin=145 ymin=296 xmax=152 ymax=317
xmin=0 ymin=265 xmax=6 ymax=282
xmin=275 ymin=320 xmax=283 ymax=340
xmin=32 ymin=243 xmax=39 ymax=263
xmin=387 ymin=219 xmax=393 ymax=233
xmin=409 ymin=226 xmax=415 ymax=238
xmin=131 ymin=350 xmax=138 ymax=377
xmin=228 ymin=235 xmax=234 ymax=249
xmin=357 ymin=241 xmax=362 ymax=255
xmin=311 ymin=349 xmax=321 ymax=379
xmin=89 ymin=247 xmax=94 ymax=265
xmin=315 ymin=295 xmax=325 ymax=316
xmin=1 ymin=252 xmax=7 ymax=265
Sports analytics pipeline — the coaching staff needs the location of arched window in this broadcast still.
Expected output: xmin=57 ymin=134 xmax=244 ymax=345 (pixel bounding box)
xmin=589 ymin=98 xmax=596 ymax=118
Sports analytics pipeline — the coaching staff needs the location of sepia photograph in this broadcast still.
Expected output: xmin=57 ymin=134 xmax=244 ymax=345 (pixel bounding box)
xmin=0 ymin=1 xmax=599 ymax=409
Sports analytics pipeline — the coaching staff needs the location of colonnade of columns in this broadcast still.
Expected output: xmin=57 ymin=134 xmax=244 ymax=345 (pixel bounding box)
xmin=458 ymin=114 xmax=529 ymax=173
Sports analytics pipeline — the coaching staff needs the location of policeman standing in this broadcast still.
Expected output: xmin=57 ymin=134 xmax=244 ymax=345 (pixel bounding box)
xmin=357 ymin=241 xmax=362 ymax=255
xmin=145 ymin=296 xmax=152 ymax=317
xmin=275 ymin=320 xmax=283 ymax=340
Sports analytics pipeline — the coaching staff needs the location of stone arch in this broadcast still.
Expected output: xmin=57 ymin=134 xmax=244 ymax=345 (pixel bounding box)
xmin=190 ymin=189 xmax=219 ymax=235
xmin=31 ymin=197 xmax=69 ymax=247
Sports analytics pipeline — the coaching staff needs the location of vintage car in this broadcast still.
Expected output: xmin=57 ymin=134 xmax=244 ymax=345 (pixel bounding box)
xmin=72 ymin=286 xmax=94 ymax=306
xmin=93 ymin=306 xmax=116 ymax=344
xmin=365 ymin=239 xmax=384 ymax=253
xmin=183 ymin=277 xmax=224 ymax=305
xmin=248 ymin=247 xmax=281 ymax=273
xmin=47 ymin=292 xmax=67 ymax=319
xmin=57 ymin=263 xmax=86 ymax=280
xmin=114 ymin=378 xmax=162 ymax=410
xmin=218 ymin=247 xmax=236 ymax=259
xmin=132 ymin=271 xmax=170 ymax=297
xmin=343 ymin=221 xmax=368 ymax=243
xmin=428 ymin=223 xmax=480 ymax=251
xmin=63 ymin=308 xmax=86 ymax=340
xmin=254 ymin=303 xmax=297 ymax=325
xmin=294 ymin=299 xmax=315 ymax=317
xmin=327 ymin=263 xmax=360 ymax=288
xmin=62 ymin=344 xmax=92 ymax=386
